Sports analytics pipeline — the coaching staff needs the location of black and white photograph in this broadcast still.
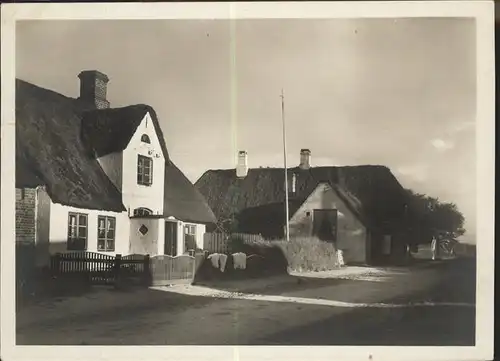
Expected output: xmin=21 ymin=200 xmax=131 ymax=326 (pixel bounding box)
xmin=1 ymin=2 xmax=494 ymax=361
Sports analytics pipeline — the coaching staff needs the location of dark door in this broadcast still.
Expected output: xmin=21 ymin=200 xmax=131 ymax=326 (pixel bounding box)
xmin=312 ymin=209 xmax=338 ymax=242
xmin=164 ymin=222 xmax=178 ymax=256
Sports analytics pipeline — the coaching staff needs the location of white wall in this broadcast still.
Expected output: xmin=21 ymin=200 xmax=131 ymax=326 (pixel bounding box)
xmin=289 ymin=183 xmax=368 ymax=263
xmin=195 ymin=223 xmax=206 ymax=250
xmin=157 ymin=219 xmax=165 ymax=255
xmin=122 ymin=112 xmax=165 ymax=216
xmin=129 ymin=218 xmax=162 ymax=255
xmin=48 ymin=202 xmax=130 ymax=256
xmin=176 ymin=221 xmax=184 ymax=256
xmin=97 ymin=152 xmax=123 ymax=191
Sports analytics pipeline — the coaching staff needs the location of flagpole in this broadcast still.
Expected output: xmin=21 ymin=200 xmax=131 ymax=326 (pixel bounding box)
xmin=281 ymin=89 xmax=290 ymax=242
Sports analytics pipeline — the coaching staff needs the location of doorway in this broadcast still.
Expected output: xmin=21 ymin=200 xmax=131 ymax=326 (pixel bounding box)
xmin=164 ymin=221 xmax=178 ymax=256
xmin=312 ymin=209 xmax=338 ymax=243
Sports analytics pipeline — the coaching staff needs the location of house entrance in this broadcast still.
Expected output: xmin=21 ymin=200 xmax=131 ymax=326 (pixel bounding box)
xmin=149 ymin=221 xmax=200 ymax=286
xmin=313 ymin=209 xmax=338 ymax=243
xmin=164 ymin=221 xmax=178 ymax=256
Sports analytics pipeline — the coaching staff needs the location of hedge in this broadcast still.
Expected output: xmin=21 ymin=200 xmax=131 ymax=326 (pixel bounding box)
xmin=236 ymin=236 xmax=339 ymax=272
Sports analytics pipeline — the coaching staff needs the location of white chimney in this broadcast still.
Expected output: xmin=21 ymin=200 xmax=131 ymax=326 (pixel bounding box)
xmin=299 ymin=149 xmax=311 ymax=170
xmin=236 ymin=151 xmax=248 ymax=178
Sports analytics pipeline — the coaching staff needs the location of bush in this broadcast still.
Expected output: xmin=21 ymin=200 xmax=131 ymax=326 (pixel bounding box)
xmin=239 ymin=241 xmax=289 ymax=275
xmin=245 ymin=236 xmax=339 ymax=272
xmin=193 ymin=236 xmax=339 ymax=283
xmin=193 ymin=240 xmax=289 ymax=282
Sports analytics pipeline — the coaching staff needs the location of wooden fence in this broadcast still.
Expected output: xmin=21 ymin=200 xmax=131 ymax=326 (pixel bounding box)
xmin=50 ymin=252 xmax=150 ymax=286
xmin=203 ymin=233 xmax=231 ymax=254
xmin=203 ymin=232 xmax=265 ymax=254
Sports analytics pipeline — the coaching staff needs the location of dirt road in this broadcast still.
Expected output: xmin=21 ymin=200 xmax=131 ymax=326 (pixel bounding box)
xmin=16 ymin=258 xmax=475 ymax=345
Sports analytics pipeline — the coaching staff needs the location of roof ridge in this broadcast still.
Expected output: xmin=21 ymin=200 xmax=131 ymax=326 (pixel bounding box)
xmin=82 ymin=103 xmax=154 ymax=113
xmin=203 ymin=165 xmax=391 ymax=172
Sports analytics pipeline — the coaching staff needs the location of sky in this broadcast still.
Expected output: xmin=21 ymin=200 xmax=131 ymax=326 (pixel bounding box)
xmin=16 ymin=18 xmax=477 ymax=243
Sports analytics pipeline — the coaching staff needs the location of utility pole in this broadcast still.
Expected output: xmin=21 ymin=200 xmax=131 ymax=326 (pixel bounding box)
xmin=281 ymin=89 xmax=290 ymax=242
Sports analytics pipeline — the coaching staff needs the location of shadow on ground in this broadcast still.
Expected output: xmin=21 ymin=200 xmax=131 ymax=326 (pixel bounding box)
xmin=16 ymin=286 xmax=217 ymax=344
xmin=16 ymin=256 xmax=476 ymax=346
xmin=256 ymin=302 xmax=475 ymax=346
xmin=193 ymin=257 xmax=475 ymax=300
xmin=254 ymin=258 xmax=476 ymax=346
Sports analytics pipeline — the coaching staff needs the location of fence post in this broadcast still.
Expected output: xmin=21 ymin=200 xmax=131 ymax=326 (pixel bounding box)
xmin=143 ymin=254 xmax=151 ymax=287
xmin=191 ymin=252 xmax=197 ymax=284
xmin=52 ymin=253 xmax=61 ymax=277
xmin=114 ymin=254 xmax=122 ymax=287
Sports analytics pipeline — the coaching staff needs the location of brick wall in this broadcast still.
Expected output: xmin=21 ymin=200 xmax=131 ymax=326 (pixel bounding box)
xmin=95 ymin=97 xmax=110 ymax=109
xmin=16 ymin=188 xmax=37 ymax=243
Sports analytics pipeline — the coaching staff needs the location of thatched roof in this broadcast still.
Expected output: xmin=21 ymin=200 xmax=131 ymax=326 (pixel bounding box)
xmin=81 ymin=105 xmax=169 ymax=159
xmin=16 ymin=79 xmax=125 ymax=212
xmin=16 ymin=157 xmax=44 ymax=189
xmin=163 ymin=162 xmax=217 ymax=224
xmin=16 ymin=78 xmax=217 ymax=224
xmin=195 ymin=165 xmax=410 ymax=233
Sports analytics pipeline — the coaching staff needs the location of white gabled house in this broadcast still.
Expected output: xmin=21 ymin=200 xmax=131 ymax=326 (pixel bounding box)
xmin=15 ymin=70 xmax=216 ymax=267
xmin=195 ymin=149 xmax=412 ymax=265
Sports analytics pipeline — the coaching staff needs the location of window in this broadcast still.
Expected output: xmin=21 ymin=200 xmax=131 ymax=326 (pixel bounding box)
xmin=137 ymin=155 xmax=153 ymax=186
xmin=133 ymin=207 xmax=153 ymax=217
xmin=67 ymin=213 xmax=88 ymax=250
xmin=184 ymin=224 xmax=196 ymax=251
xmin=141 ymin=134 xmax=151 ymax=144
xmin=184 ymin=224 xmax=196 ymax=235
xmin=139 ymin=224 xmax=149 ymax=236
xmin=97 ymin=216 xmax=116 ymax=252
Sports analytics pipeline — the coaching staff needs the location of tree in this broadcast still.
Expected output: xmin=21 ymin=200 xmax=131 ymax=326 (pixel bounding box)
xmin=215 ymin=215 xmax=239 ymax=234
xmin=432 ymin=202 xmax=465 ymax=238
xmin=404 ymin=188 xmax=466 ymax=242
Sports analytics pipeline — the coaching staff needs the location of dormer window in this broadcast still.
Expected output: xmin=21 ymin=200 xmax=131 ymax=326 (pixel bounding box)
xmin=133 ymin=207 xmax=153 ymax=217
xmin=137 ymin=155 xmax=153 ymax=186
xmin=141 ymin=134 xmax=151 ymax=144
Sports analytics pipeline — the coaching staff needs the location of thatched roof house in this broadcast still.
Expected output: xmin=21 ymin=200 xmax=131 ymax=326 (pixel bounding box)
xmin=16 ymin=78 xmax=216 ymax=224
xmin=195 ymin=150 xmax=411 ymax=264
xmin=16 ymin=71 xmax=217 ymax=262
xmin=197 ymin=165 xmax=408 ymax=232
xmin=16 ymin=79 xmax=125 ymax=212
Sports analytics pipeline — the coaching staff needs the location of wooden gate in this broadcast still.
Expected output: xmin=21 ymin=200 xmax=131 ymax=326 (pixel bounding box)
xmin=150 ymin=254 xmax=203 ymax=286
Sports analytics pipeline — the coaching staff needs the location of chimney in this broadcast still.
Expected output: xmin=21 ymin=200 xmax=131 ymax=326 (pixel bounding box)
xmin=291 ymin=173 xmax=297 ymax=193
xmin=299 ymin=149 xmax=311 ymax=170
xmin=236 ymin=151 xmax=248 ymax=178
xmin=78 ymin=70 xmax=110 ymax=109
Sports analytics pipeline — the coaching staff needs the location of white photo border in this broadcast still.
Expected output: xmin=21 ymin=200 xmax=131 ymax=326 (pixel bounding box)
xmin=1 ymin=2 xmax=494 ymax=361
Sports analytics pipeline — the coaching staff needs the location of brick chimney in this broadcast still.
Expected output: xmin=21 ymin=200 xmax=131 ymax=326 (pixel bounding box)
xmin=78 ymin=70 xmax=110 ymax=109
xmin=236 ymin=151 xmax=248 ymax=178
xmin=299 ymin=149 xmax=311 ymax=170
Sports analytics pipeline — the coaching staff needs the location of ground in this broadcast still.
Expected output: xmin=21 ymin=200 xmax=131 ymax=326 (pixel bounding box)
xmin=16 ymin=257 xmax=475 ymax=345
